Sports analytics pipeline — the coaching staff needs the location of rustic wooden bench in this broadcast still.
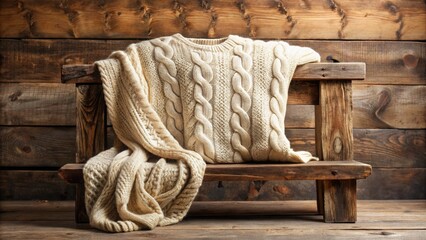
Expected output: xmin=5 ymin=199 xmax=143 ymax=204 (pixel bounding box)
xmin=58 ymin=62 xmax=371 ymax=224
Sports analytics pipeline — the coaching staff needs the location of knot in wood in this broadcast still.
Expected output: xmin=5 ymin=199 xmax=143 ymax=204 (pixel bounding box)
xmin=22 ymin=146 xmax=32 ymax=153
xmin=331 ymin=170 xmax=338 ymax=176
xmin=403 ymin=53 xmax=419 ymax=69
xmin=333 ymin=136 xmax=343 ymax=154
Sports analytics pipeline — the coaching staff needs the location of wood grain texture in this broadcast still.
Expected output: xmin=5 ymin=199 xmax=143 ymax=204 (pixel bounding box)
xmin=353 ymin=85 xmax=426 ymax=129
xmin=323 ymin=180 xmax=357 ymax=222
xmin=0 ymin=170 xmax=75 ymax=200
xmin=316 ymin=81 xmax=353 ymax=161
xmin=0 ymin=83 xmax=75 ymax=126
xmin=0 ymin=127 xmax=75 ymax=167
xmin=2 ymin=83 xmax=424 ymax=128
xmin=75 ymin=84 xmax=106 ymax=163
xmin=58 ymin=161 xmax=372 ymax=184
xmin=75 ymin=84 xmax=106 ymax=222
xmin=2 ymin=128 xmax=423 ymax=168
xmin=2 ymin=200 xmax=425 ymax=223
xmin=315 ymin=80 xmax=356 ymax=222
xmin=358 ymin=168 xmax=426 ymax=200
xmin=2 ymin=169 xmax=423 ymax=200
xmin=1 ymin=200 xmax=426 ymax=239
xmin=354 ymin=129 xmax=426 ymax=168
xmin=0 ymin=0 xmax=425 ymax=40
xmin=1 ymin=39 xmax=424 ymax=85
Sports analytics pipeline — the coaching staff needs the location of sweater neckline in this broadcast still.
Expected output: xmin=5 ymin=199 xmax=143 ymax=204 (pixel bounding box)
xmin=172 ymin=33 xmax=238 ymax=52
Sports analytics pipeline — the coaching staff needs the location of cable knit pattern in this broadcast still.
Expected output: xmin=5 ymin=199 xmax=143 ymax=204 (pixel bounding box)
xmin=269 ymin=43 xmax=290 ymax=160
xmin=230 ymin=41 xmax=253 ymax=162
xmin=187 ymin=51 xmax=215 ymax=163
xmin=151 ymin=38 xmax=184 ymax=145
xmin=83 ymin=34 xmax=320 ymax=233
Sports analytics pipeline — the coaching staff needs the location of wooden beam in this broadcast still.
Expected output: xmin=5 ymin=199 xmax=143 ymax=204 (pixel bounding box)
xmin=61 ymin=63 xmax=366 ymax=84
xmin=316 ymin=80 xmax=357 ymax=223
xmin=0 ymin=0 xmax=424 ymax=40
xmin=58 ymin=161 xmax=372 ymax=184
xmin=1 ymin=168 xmax=424 ymax=201
xmin=2 ymin=127 xmax=423 ymax=168
xmin=75 ymin=84 xmax=106 ymax=223
xmin=2 ymin=84 xmax=424 ymax=129
xmin=1 ymin=40 xmax=422 ymax=85
xmin=75 ymin=85 xmax=106 ymax=163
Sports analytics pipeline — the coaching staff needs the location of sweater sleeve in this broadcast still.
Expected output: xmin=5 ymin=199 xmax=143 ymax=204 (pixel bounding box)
xmin=287 ymin=45 xmax=321 ymax=65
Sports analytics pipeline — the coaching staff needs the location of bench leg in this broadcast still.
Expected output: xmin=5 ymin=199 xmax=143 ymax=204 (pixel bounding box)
xmin=321 ymin=179 xmax=357 ymax=223
xmin=76 ymin=184 xmax=89 ymax=223
xmin=316 ymin=180 xmax=324 ymax=215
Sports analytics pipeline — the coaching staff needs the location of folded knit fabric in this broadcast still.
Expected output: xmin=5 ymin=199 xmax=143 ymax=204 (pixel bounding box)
xmin=84 ymin=34 xmax=320 ymax=232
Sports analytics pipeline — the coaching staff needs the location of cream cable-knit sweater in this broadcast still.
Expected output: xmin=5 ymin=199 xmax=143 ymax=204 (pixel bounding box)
xmin=84 ymin=34 xmax=320 ymax=232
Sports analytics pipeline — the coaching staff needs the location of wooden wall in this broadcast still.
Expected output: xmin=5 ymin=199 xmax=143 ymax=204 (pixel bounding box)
xmin=0 ymin=0 xmax=425 ymax=201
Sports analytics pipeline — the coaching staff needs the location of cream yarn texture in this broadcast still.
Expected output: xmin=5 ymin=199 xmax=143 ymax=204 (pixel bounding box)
xmin=84 ymin=34 xmax=320 ymax=232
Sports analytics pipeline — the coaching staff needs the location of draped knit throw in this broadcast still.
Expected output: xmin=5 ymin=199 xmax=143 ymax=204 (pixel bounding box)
xmin=83 ymin=34 xmax=321 ymax=232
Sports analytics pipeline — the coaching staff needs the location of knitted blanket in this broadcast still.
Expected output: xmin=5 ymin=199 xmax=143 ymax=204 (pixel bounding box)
xmin=84 ymin=34 xmax=320 ymax=232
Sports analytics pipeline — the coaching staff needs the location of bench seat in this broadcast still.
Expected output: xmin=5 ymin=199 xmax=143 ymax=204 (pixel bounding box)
xmin=59 ymin=160 xmax=371 ymax=184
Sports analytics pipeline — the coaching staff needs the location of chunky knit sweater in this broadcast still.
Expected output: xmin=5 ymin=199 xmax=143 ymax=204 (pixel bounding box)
xmin=84 ymin=34 xmax=320 ymax=232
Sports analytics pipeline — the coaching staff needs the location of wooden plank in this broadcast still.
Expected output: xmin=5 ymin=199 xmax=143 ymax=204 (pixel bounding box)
xmin=0 ymin=83 xmax=75 ymax=126
xmin=0 ymin=127 xmax=75 ymax=167
xmin=316 ymin=81 xmax=353 ymax=161
xmin=0 ymin=226 xmax=424 ymax=240
xmin=198 ymin=169 xmax=426 ymax=201
xmin=0 ymin=201 xmax=75 ymax=212
xmin=354 ymin=129 xmax=426 ymax=168
xmin=353 ymin=85 xmax=426 ymax=129
xmin=1 ymin=168 xmax=424 ymax=201
xmin=1 ymin=39 xmax=424 ymax=85
xmin=0 ymin=170 xmax=75 ymax=200
xmin=75 ymin=84 xmax=106 ymax=223
xmin=64 ymin=127 xmax=426 ymax=168
xmin=58 ymin=161 xmax=372 ymax=184
xmin=1 ymin=200 xmax=425 ymax=227
xmin=315 ymin=80 xmax=356 ymax=222
xmin=75 ymin=85 xmax=106 ymax=163
xmin=1 ymin=200 xmax=425 ymax=223
xmin=1 ymin=128 xmax=424 ymax=169
xmin=0 ymin=0 xmax=425 ymax=40
xmin=0 ymin=39 xmax=130 ymax=83
xmin=61 ymin=63 xmax=366 ymax=83
xmin=358 ymin=168 xmax=426 ymax=200
xmin=1 ymin=83 xmax=424 ymax=129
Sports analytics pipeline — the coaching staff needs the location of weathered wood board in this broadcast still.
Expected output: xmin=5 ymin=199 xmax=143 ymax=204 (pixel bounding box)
xmin=1 ymin=200 xmax=426 ymax=240
xmin=1 ymin=83 xmax=424 ymax=129
xmin=1 ymin=39 xmax=424 ymax=85
xmin=2 ymin=128 xmax=424 ymax=168
xmin=0 ymin=127 xmax=75 ymax=167
xmin=1 ymin=168 xmax=424 ymax=200
xmin=0 ymin=83 xmax=75 ymax=126
xmin=1 ymin=0 xmax=425 ymax=40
